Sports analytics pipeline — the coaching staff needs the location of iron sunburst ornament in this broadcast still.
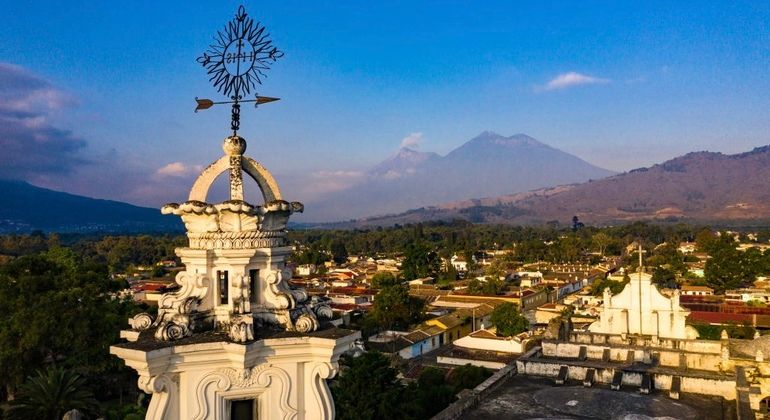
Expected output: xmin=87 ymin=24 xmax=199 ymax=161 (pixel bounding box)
xmin=195 ymin=5 xmax=282 ymax=135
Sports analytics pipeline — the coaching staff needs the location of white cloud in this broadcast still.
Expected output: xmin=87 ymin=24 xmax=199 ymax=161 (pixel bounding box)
xmin=542 ymin=72 xmax=610 ymax=91
xmin=400 ymin=132 xmax=423 ymax=149
xmin=156 ymin=161 xmax=202 ymax=177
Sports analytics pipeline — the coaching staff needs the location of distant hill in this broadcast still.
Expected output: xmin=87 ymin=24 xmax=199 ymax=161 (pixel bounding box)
xmin=305 ymin=132 xmax=614 ymax=221
xmin=332 ymin=145 xmax=770 ymax=227
xmin=0 ymin=179 xmax=182 ymax=233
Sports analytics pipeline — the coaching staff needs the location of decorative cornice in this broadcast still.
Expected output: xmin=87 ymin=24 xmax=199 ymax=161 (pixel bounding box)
xmin=187 ymin=234 xmax=287 ymax=250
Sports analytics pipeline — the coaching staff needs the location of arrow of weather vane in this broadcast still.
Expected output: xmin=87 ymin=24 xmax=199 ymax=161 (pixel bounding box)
xmin=194 ymin=96 xmax=280 ymax=112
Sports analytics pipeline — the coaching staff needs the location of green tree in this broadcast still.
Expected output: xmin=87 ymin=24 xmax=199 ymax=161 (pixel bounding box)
xmin=448 ymin=364 xmax=492 ymax=393
xmin=651 ymin=267 xmax=677 ymax=289
xmin=591 ymin=277 xmax=627 ymax=296
xmin=513 ymin=240 xmax=536 ymax=263
xmin=401 ymin=242 xmax=440 ymax=281
xmin=436 ymin=263 xmax=458 ymax=285
xmin=0 ymin=232 xmax=50 ymax=257
xmin=87 ymin=235 xmax=178 ymax=273
xmin=592 ymin=232 xmax=613 ymax=257
xmin=704 ymin=234 xmax=745 ymax=293
xmin=371 ymin=271 xmax=399 ymax=288
xmin=0 ymin=253 xmax=138 ymax=400
xmin=410 ymin=367 xmax=455 ymax=418
xmin=742 ymin=247 xmax=766 ymax=280
xmin=490 ymin=302 xmax=528 ymax=336
xmin=331 ymin=352 xmax=406 ymax=420
xmin=691 ymin=322 xmax=756 ymax=340
xmin=695 ymin=229 xmax=718 ymax=253
xmin=6 ymin=368 xmax=99 ymax=420
xmin=368 ymin=284 xmax=425 ymax=331
xmin=548 ymin=234 xmax=583 ymax=263
xmin=647 ymin=242 xmax=687 ymax=275
xmin=292 ymin=246 xmax=330 ymax=266
xmin=463 ymin=249 xmax=478 ymax=272
xmin=330 ymin=240 xmax=349 ymax=265
xmin=483 ymin=278 xmax=504 ymax=295
xmin=103 ymin=395 xmax=148 ymax=420
xmin=467 ymin=277 xmax=504 ymax=295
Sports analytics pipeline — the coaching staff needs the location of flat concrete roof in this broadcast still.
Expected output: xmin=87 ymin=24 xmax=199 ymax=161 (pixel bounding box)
xmin=464 ymin=375 xmax=734 ymax=419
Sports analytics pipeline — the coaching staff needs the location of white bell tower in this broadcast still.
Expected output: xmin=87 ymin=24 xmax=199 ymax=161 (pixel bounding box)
xmin=111 ymin=7 xmax=360 ymax=418
xmin=111 ymin=135 xmax=359 ymax=419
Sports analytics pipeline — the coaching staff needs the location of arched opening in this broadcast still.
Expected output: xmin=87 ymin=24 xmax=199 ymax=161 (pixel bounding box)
xmin=188 ymin=156 xmax=282 ymax=204
xmin=205 ymin=171 xmax=265 ymax=204
xmin=760 ymin=396 xmax=770 ymax=414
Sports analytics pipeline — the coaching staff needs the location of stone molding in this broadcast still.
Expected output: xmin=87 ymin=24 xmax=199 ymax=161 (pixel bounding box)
xmin=152 ymin=271 xmax=209 ymax=341
xmin=193 ymin=366 xmax=298 ymax=420
xmin=187 ymin=234 xmax=287 ymax=250
xmin=309 ymin=362 xmax=339 ymax=420
xmin=138 ymin=373 xmax=179 ymax=420
xmin=264 ymin=269 xmax=296 ymax=310
xmin=129 ymin=313 xmax=153 ymax=331
xmin=313 ymin=304 xmax=334 ymax=320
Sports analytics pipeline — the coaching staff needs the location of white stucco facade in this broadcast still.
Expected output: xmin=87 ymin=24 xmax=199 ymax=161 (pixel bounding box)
xmin=589 ymin=271 xmax=698 ymax=340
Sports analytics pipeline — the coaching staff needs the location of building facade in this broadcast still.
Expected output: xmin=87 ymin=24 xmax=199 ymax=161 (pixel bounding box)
xmin=588 ymin=271 xmax=698 ymax=340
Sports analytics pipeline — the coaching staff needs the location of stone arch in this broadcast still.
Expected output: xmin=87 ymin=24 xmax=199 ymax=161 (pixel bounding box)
xmin=761 ymin=396 xmax=770 ymax=414
xmin=242 ymin=157 xmax=281 ymax=202
xmin=188 ymin=156 xmax=282 ymax=203
xmin=189 ymin=157 xmax=229 ymax=202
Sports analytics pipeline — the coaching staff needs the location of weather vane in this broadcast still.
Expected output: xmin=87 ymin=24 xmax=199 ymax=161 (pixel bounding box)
xmin=195 ymin=5 xmax=282 ymax=135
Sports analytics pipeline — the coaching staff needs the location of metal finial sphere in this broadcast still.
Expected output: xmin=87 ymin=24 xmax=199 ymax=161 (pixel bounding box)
xmin=223 ymin=135 xmax=247 ymax=156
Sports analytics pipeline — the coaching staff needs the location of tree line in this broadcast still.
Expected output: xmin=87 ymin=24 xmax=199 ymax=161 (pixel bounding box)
xmin=288 ymin=220 xmax=725 ymax=269
xmin=0 ymin=244 xmax=147 ymax=419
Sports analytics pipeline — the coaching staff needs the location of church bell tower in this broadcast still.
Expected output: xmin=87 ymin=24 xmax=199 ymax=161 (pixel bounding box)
xmin=111 ymin=6 xmax=360 ymax=419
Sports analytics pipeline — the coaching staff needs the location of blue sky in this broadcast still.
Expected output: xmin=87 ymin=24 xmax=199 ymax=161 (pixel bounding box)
xmin=1 ymin=1 xmax=769 ymax=206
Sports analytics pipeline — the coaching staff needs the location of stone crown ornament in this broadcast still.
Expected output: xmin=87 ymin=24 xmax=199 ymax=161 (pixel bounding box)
xmin=144 ymin=133 xmax=324 ymax=342
xmin=161 ymin=135 xmax=303 ymax=249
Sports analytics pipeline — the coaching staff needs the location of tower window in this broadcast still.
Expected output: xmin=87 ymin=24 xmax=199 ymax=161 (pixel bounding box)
xmin=218 ymin=270 xmax=229 ymax=305
xmin=249 ymin=269 xmax=259 ymax=304
xmin=230 ymin=398 xmax=256 ymax=420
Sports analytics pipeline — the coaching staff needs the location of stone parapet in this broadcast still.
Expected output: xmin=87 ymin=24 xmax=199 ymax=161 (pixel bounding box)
xmin=431 ymin=362 xmax=517 ymax=420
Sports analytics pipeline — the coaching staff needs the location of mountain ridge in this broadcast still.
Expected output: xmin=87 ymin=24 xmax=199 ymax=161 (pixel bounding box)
xmin=329 ymin=144 xmax=770 ymax=227
xmin=0 ymin=179 xmax=182 ymax=233
xmin=5 ymin=143 xmax=770 ymax=231
xmin=304 ymin=131 xmax=615 ymax=222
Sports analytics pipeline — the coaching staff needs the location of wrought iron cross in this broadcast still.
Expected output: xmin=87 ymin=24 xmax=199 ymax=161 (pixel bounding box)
xmin=195 ymin=6 xmax=283 ymax=135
